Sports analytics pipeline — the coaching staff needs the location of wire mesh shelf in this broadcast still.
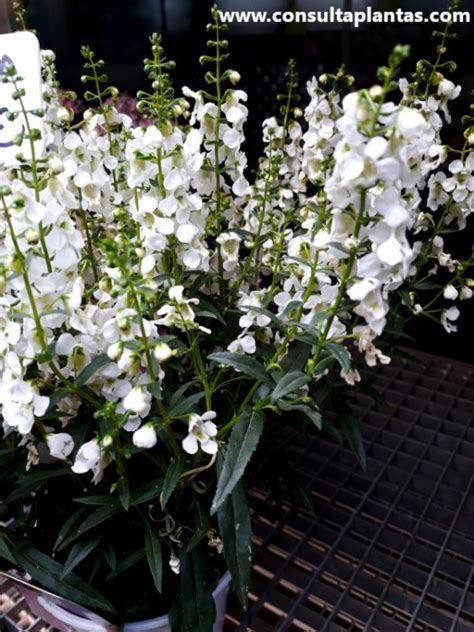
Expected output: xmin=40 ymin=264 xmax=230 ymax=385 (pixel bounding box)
xmin=225 ymin=350 xmax=474 ymax=631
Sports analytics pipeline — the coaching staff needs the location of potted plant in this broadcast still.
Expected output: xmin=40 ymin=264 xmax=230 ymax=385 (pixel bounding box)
xmin=0 ymin=3 xmax=473 ymax=630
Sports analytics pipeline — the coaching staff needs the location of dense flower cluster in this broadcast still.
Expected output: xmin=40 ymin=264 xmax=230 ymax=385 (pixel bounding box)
xmin=0 ymin=37 xmax=472 ymax=477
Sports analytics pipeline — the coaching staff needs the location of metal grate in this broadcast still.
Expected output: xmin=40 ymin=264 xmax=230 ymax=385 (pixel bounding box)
xmin=0 ymin=574 xmax=51 ymax=632
xmin=1 ymin=351 xmax=473 ymax=631
xmin=225 ymin=350 xmax=474 ymax=631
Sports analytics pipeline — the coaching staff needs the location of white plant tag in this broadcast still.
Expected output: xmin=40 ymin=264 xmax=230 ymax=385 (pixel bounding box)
xmin=0 ymin=572 xmax=117 ymax=632
xmin=0 ymin=31 xmax=44 ymax=165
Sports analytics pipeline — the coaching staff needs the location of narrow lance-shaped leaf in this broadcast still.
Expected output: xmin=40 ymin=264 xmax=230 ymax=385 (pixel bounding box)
xmin=60 ymin=533 xmax=102 ymax=579
xmin=208 ymin=351 xmax=272 ymax=385
xmin=338 ymin=400 xmax=367 ymax=470
xmin=325 ymin=341 xmax=352 ymax=374
xmin=169 ymin=546 xmax=215 ymax=632
xmin=271 ymin=371 xmax=309 ymax=402
xmin=57 ymin=505 xmax=120 ymax=551
xmin=217 ymin=479 xmax=252 ymax=608
xmin=160 ymin=455 xmax=185 ymax=510
xmin=76 ymin=354 xmax=111 ymax=386
xmin=8 ymin=536 xmax=116 ymax=614
xmin=144 ymin=521 xmax=162 ymax=593
xmin=211 ymin=408 xmax=264 ymax=514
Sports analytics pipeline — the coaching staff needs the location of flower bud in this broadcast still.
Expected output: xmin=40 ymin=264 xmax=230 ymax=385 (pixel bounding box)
xmin=107 ymin=341 xmax=123 ymax=361
xmin=153 ymin=342 xmax=174 ymax=363
xmin=25 ymin=228 xmax=39 ymax=244
xmin=49 ymin=156 xmax=64 ymax=174
xmin=132 ymin=423 xmax=158 ymax=449
xmin=369 ymin=85 xmax=384 ymax=100
xmin=228 ymin=70 xmax=241 ymax=85
xmin=57 ymin=106 xmax=72 ymax=123
xmin=102 ymin=434 xmax=114 ymax=448
xmin=118 ymin=317 xmax=130 ymax=331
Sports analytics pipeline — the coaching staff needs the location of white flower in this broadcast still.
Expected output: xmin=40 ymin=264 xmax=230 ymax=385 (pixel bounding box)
xmin=132 ymin=423 xmax=158 ymax=449
xmin=460 ymin=287 xmax=473 ymax=300
xmin=227 ymin=333 xmax=256 ymax=355
xmin=169 ymin=553 xmax=180 ymax=575
xmin=443 ymin=285 xmax=458 ymax=301
xmin=216 ymin=232 xmax=241 ymax=272
xmin=238 ymin=291 xmax=271 ymax=328
xmin=46 ymin=433 xmax=74 ymax=460
xmin=71 ymin=439 xmax=105 ymax=483
xmin=441 ymin=307 xmax=460 ymax=333
xmin=123 ymin=386 xmax=152 ymax=416
xmin=396 ymin=108 xmax=428 ymax=139
xmin=340 ymin=368 xmax=361 ymax=386
xmin=182 ymin=411 xmax=218 ymax=455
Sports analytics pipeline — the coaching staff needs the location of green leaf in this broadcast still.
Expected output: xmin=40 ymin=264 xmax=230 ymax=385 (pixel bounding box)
xmin=131 ymin=477 xmax=164 ymax=505
xmin=117 ymin=477 xmax=130 ymax=511
xmin=279 ymin=400 xmax=322 ymax=429
xmin=208 ymin=352 xmax=271 ymax=386
xmin=53 ymin=506 xmax=90 ymax=551
xmin=57 ymin=505 xmax=120 ymax=551
xmin=107 ymin=547 xmax=145 ymax=580
xmin=169 ymin=546 xmax=215 ymax=632
xmin=413 ymin=280 xmax=442 ymax=290
xmin=338 ymin=401 xmax=366 ymax=470
xmin=148 ymin=381 xmax=162 ymax=401
xmin=168 ymin=392 xmax=206 ymax=417
xmin=73 ymin=494 xmax=121 ymax=506
xmin=76 ymin=355 xmax=111 ymax=386
xmin=211 ymin=408 xmax=264 ymax=514
xmin=325 ymin=341 xmax=351 ymax=373
xmin=160 ymin=455 xmax=185 ymax=510
xmin=0 ymin=534 xmax=16 ymax=565
xmin=9 ymin=537 xmax=116 ymax=614
xmin=186 ymin=529 xmax=207 ymax=552
xmin=144 ymin=521 xmax=162 ymax=593
xmin=103 ymin=542 xmax=117 ymax=571
xmin=6 ymin=468 xmax=66 ymax=502
xmin=60 ymin=533 xmax=102 ymax=579
xmin=271 ymin=371 xmax=309 ymax=402
xmin=217 ymin=480 xmax=252 ymax=608
xmin=168 ymin=380 xmax=198 ymax=408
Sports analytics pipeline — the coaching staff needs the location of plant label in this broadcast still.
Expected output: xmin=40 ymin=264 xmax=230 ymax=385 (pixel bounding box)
xmin=0 ymin=31 xmax=44 ymax=165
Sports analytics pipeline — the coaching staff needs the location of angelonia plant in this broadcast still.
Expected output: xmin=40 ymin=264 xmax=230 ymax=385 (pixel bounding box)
xmin=0 ymin=3 xmax=473 ymax=628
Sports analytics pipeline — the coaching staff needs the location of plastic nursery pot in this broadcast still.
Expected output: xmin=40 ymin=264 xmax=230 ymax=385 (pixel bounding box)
xmin=19 ymin=571 xmax=232 ymax=632
xmin=123 ymin=572 xmax=231 ymax=632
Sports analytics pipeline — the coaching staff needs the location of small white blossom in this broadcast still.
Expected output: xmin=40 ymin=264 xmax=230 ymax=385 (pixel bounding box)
xmin=123 ymin=386 xmax=152 ymax=416
xmin=441 ymin=307 xmax=460 ymax=333
xmin=182 ymin=412 xmax=218 ymax=455
xmin=443 ymin=285 xmax=458 ymax=301
xmin=46 ymin=433 xmax=74 ymax=460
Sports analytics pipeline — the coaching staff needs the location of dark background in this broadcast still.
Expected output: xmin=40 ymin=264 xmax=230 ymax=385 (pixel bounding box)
xmin=16 ymin=1 xmax=474 ymax=361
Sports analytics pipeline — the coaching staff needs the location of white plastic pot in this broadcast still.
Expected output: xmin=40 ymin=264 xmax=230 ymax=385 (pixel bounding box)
xmin=19 ymin=571 xmax=232 ymax=632
xmin=123 ymin=572 xmax=231 ymax=632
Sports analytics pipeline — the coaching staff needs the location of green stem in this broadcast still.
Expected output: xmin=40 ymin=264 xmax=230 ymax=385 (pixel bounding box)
xmin=309 ymin=189 xmax=367 ymax=369
xmin=14 ymin=77 xmax=53 ymax=273
xmin=78 ymin=190 xmax=99 ymax=284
